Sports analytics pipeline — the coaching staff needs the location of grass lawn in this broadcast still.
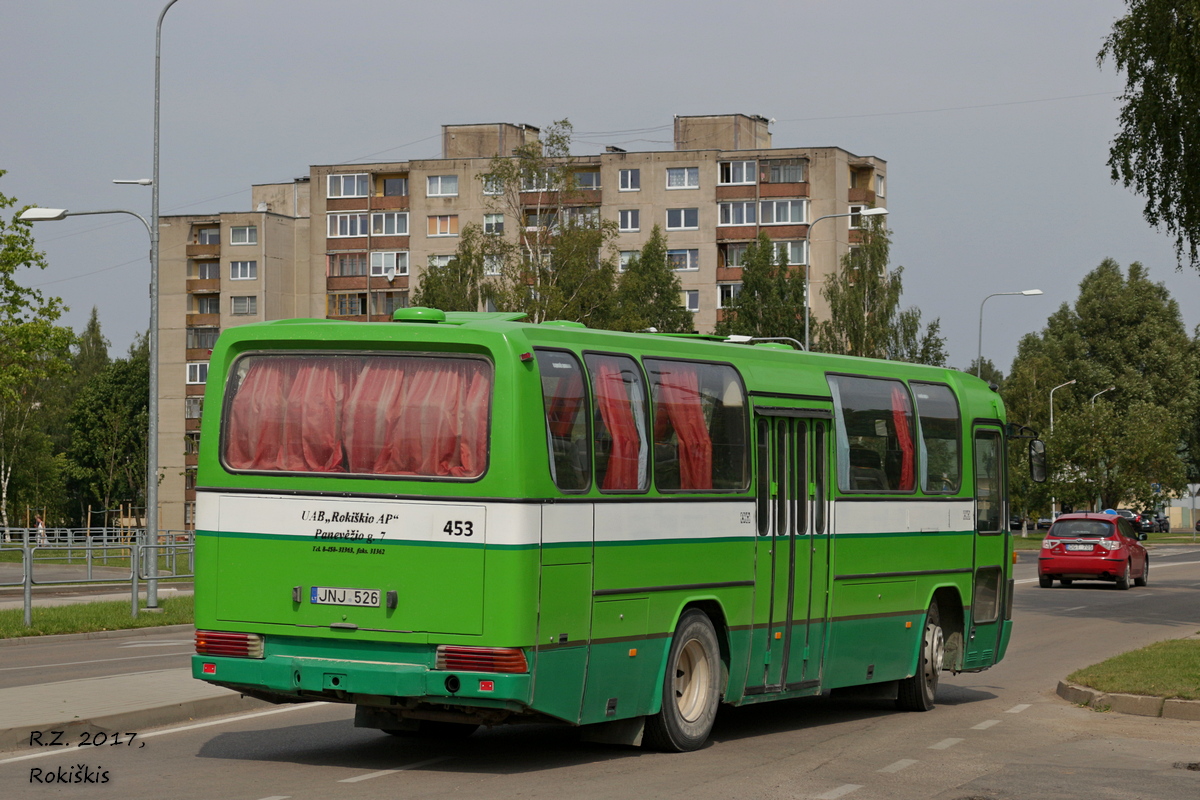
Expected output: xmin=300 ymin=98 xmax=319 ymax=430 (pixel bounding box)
xmin=1068 ymin=637 xmax=1200 ymax=700
xmin=0 ymin=594 xmax=193 ymax=639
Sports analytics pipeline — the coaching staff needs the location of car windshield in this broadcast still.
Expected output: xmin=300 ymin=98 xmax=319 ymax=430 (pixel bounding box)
xmin=1049 ymin=520 xmax=1114 ymax=538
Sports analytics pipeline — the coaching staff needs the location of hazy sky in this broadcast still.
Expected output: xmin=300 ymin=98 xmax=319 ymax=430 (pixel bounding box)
xmin=3 ymin=0 xmax=1192 ymax=372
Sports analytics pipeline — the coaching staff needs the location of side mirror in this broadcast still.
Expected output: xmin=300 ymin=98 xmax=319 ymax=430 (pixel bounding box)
xmin=1028 ymin=439 xmax=1047 ymax=483
xmin=1138 ymin=533 xmax=1147 ymax=541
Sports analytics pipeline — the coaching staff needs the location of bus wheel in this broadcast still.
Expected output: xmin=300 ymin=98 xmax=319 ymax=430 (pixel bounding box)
xmin=896 ymin=603 xmax=944 ymax=712
xmin=644 ymin=610 xmax=720 ymax=752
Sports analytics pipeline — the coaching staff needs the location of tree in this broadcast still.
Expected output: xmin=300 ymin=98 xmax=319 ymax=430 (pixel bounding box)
xmin=66 ymin=335 xmax=149 ymax=519
xmin=966 ymin=357 xmax=1005 ymax=388
xmin=413 ymin=223 xmax=489 ymax=312
xmin=0 ymin=172 xmax=75 ymax=531
xmin=1100 ymin=2 xmax=1200 ymax=271
xmin=611 ymin=225 xmax=693 ymax=333
xmin=478 ymin=119 xmax=617 ymax=326
xmin=813 ymin=217 xmax=946 ymax=365
xmin=714 ymin=232 xmax=806 ymax=341
xmin=1004 ymin=258 xmax=1199 ymax=510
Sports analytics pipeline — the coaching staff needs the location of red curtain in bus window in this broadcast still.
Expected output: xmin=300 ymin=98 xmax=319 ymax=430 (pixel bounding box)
xmin=546 ymin=371 xmax=585 ymax=438
xmin=225 ymin=358 xmax=298 ymax=470
xmin=890 ymin=384 xmax=916 ymax=491
xmin=280 ymin=359 xmax=358 ymax=472
xmin=657 ymin=364 xmax=713 ymax=490
xmin=342 ymin=359 xmax=407 ymax=473
xmin=593 ymin=358 xmax=641 ymax=490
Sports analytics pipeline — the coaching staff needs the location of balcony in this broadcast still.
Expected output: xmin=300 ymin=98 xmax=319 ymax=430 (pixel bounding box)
xmin=847 ymin=188 xmax=876 ymax=204
xmin=187 ymin=313 xmax=219 ymax=327
xmin=186 ymin=243 xmax=219 ymax=258
xmin=187 ymin=278 xmax=220 ymax=293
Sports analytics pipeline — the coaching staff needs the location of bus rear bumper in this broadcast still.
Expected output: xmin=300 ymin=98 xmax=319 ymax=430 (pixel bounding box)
xmin=191 ymin=654 xmax=532 ymax=708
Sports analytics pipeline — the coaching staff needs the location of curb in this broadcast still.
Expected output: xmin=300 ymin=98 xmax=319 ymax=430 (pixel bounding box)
xmin=0 ymin=623 xmax=195 ymax=648
xmin=1056 ymin=680 xmax=1200 ymax=720
xmin=1 ymin=691 xmax=269 ymax=754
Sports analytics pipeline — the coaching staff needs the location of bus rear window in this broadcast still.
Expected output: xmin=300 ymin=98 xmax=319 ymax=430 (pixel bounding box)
xmin=222 ymin=353 xmax=492 ymax=478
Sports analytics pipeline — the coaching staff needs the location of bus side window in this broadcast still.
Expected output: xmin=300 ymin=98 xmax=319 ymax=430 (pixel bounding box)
xmin=912 ymin=382 xmax=962 ymax=494
xmin=536 ymin=350 xmax=591 ymax=492
xmin=827 ymin=374 xmax=916 ymax=493
xmin=585 ymin=353 xmax=649 ymax=492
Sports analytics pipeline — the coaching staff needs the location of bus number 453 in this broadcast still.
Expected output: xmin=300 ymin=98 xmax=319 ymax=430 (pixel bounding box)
xmin=443 ymin=520 xmax=474 ymax=537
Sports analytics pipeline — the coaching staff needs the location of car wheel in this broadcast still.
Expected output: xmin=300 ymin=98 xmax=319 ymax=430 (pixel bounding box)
xmin=1115 ymin=561 xmax=1131 ymax=590
xmin=1060 ymin=578 xmax=1073 ymax=587
xmin=1134 ymin=557 xmax=1149 ymax=587
xmin=897 ymin=603 xmax=944 ymax=712
xmin=1038 ymin=574 xmax=1053 ymax=588
xmin=643 ymin=610 xmax=721 ymax=752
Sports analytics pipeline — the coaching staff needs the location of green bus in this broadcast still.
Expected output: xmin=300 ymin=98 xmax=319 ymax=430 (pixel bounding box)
xmin=192 ymin=308 xmax=1044 ymax=751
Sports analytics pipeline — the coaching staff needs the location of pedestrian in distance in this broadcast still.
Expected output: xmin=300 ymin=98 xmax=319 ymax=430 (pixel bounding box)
xmin=36 ymin=515 xmax=47 ymax=546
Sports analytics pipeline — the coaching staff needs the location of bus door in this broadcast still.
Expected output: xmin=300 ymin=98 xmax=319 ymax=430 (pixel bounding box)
xmin=750 ymin=410 xmax=829 ymax=693
xmin=791 ymin=417 xmax=831 ymax=689
xmin=965 ymin=424 xmax=1007 ymax=668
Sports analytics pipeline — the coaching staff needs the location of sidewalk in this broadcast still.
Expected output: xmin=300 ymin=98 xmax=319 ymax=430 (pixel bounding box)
xmin=0 ymin=658 xmax=268 ymax=752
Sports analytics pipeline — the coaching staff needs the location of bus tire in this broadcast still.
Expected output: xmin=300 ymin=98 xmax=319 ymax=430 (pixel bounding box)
xmin=896 ymin=603 xmax=944 ymax=712
xmin=644 ymin=610 xmax=720 ymax=752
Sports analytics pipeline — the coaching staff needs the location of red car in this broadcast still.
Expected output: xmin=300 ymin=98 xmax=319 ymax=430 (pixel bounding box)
xmin=1038 ymin=512 xmax=1149 ymax=589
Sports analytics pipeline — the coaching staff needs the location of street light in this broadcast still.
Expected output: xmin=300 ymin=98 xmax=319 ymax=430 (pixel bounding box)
xmin=802 ymin=207 xmax=888 ymax=350
xmin=1049 ymin=378 xmax=1076 ymax=434
xmin=1091 ymin=385 xmax=1116 ymax=406
xmin=976 ymin=289 xmax=1043 ymax=377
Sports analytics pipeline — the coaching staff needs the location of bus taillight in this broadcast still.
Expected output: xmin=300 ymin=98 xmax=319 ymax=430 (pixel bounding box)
xmin=435 ymin=646 xmax=528 ymax=673
xmin=195 ymin=630 xmax=264 ymax=659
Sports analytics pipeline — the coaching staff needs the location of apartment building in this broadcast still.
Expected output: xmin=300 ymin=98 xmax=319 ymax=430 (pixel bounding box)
xmin=159 ymin=113 xmax=886 ymax=529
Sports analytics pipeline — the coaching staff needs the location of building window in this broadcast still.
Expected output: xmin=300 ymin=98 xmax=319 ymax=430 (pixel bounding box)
xmin=482 ymin=175 xmax=504 ymax=195
xmin=184 ymin=501 xmax=195 ymax=526
xmin=428 ymin=254 xmax=453 ymax=268
xmin=371 ymin=290 xmax=409 ymax=315
xmin=484 ymin=255 xmax=504 ymax=275
xmin=521 ymin=170 xmax=552 ymax=192
xmin=195 ymin=295 xmax=220 ymax=315
xmin=427 ymin=175 xmax=459 ymax=197
xmin=525 ymin=210 xmax=557 ymax=230
xmin=668 ymin=249 xmax=700 ymax=271
xmin=230 ymin=226 xmax=257 ymax=245
xmin=427 ymin=215 xmax=459 ymax=237
xmin=370 ymin=251 xmax=409 ymax=277
xmin=666 ymin=208 xmax=699 ymax=230
xmin=875 ymin=174 xmax=885 ymax=197
xmin=184 ymin=467 xmax=197 ymax=491
xmin=231 ymin=296 xmax=257 ymax=316
xmin=682 ymin=290 xmax=700 ymax=312
xmin=718 ymin=161 xmax=756 ymax=185
xmin=484 ymin=213 xmax=504 ymax=234
xmin=619 ymin=250 xmax=638 ymax=272
xmin=329 ymin=253 xmax=367 ymax=276
xmin=849 ymin=204 xmax=867 ymax=228
xmin=186 ymin=327 xmax=219 ymax=350
xmin=574 ymin=170 xmax=601 ymax=190
xmin=718 ymin=201 xmax=756 ymax=226
xmin=763 ymin=158 xmax=806 ymax=183
xmin=722 ymin=243 xmax=749 ymax=268
xmin=619 ymin=169 xmax=640 ymax=191
xmin=184 ymin=433 xmax=201 ymax=456
xmin=328 ymin=292 xmax=367 ymax=316
xmin=760 ymin=199 xmax=807 ymax=225
xmin=327 ymin=173 xmax=369 ymax=198
xmin=383 ymin=177 xmax=408 ymax=197
xmin=371 ymin=212 xmax=408 ymax=236
xmin=666 ymin=167 xmax=699 ymax=189
xmin=564 ymin=206 xmax=599 ymax=227
xmin=773 ymin=240 xmax=806 ymax=265
xmin=230 ymin=261 xmax=257 ymax=280
xmin=718 ymin=283 xmax=742 ymax=308
xmin=618 ymin=209 xmax=640 ymax=232
xmin=197 ymin=227 xmax=220 ymax=245
xmin=328 ymin=213 xmax=368 ymax=238
xmin=185 ymin=396 xmax=203 ymax=419
xmin=190 ymin=260 xmax=219 ymax=279
xmin=186 ymin=362 xmax=209 ymax=384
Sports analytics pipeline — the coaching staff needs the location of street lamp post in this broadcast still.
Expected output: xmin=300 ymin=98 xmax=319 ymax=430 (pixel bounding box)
xmin=1091 ymin=385 xmax=1116 ymax=406
xmin=1048 ymin=378 xmax=1076 ymax=516
xmin=802 ymin=207 xmax=888 ymax=351
xmin=976 ymin=289 xmax=1043 ymax=377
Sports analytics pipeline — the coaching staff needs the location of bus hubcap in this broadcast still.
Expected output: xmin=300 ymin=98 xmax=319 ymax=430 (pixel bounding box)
xmin=674 ymin=638 xmax=711 ymax=722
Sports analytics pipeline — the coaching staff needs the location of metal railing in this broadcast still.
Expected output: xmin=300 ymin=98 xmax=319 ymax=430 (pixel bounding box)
xmin=0 ymin=528 xmax=194 ymax=627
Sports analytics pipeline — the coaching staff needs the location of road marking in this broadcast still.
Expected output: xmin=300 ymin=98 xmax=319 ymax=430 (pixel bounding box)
xmin=0 ymin=652 xmax=194 ymax=672
xmin=1006 ymin=704 xmax=1031 ymax=713
xmin=338 ymin=756 xmax=454 ymax=783
xmin=972 ymin=719 xmax=1000 ymax=730
xmin=119 ymin=640 xmax=192 ymax=647
xmin=1016 ymin=558 xmax=1200 ymax=585
xmin=929 ymin=738 xmax=963 ymax=750
xmin=878 ymin=759 xmax=918 ymax=773
xmin=814 ymin=785 xmax=863 ymax=799
xmin=1062 ymin=606 xmax=1086 ymax=611
xmin=258 ymin=797 xmax=291 ymax=800
xmin=0 ymin=703 xmax=326 ymax=766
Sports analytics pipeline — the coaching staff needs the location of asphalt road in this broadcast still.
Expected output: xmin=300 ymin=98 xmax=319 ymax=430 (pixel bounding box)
xmin=1 ymin=548 xmax=1198 ymax=799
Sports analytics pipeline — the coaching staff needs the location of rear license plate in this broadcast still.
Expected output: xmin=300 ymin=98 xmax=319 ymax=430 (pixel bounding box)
xmin=1065 ymin=543 xmax=1092 ymax=552
xmin=310 ymin=586 xmax=380 ymax=607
